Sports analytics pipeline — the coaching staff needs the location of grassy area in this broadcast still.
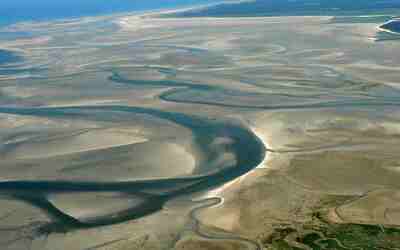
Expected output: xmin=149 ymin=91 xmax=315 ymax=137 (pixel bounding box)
xmin=263 ymin=196 xmax=400 ymax=250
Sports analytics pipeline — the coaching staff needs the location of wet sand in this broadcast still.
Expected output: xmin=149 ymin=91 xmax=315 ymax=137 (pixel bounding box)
xmin=0 ymin=12 xmax=400 ymax=250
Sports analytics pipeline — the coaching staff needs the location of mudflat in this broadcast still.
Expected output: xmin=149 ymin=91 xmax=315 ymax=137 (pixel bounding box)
xmin=0 ymin=10 xmax=400 ymax=250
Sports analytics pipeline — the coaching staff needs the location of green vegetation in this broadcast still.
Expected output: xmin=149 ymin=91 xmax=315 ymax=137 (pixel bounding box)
xmin=263 ymin=196 xmax=400 ymax=250
xmin=297 ymin=223 xmax=400 ymax=250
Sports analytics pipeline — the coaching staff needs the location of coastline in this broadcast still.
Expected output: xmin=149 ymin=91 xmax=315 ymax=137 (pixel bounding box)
xmin=2 ymin=6 xmax=400 ymax=250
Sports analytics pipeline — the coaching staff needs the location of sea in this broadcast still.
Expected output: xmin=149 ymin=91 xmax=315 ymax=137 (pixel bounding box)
xmin=0 ymin=0 xmax=218 ymax=27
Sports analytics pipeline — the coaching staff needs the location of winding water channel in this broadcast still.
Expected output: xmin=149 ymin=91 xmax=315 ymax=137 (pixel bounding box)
xmin=0 ymin=105 xmax=265 ymax=233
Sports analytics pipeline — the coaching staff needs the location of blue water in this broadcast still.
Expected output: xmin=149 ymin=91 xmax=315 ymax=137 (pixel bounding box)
xmin=380 ymin=19 xmax=400 ymax=34
xmin=0 ymin=0 xmax=218 ymax=27
xmin=0 ymin=49 xmax=22 ymax=65
xmin=170 ymin=0 xmax=400 ymax=17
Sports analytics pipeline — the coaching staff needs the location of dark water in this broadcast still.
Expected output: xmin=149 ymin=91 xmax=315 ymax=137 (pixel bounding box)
xmin=167 ymin=0 xmax=400 ymax=17
xmin=0 ymin=49 xmax=22 ymax=66
xmin=380 ymin=19 xmax=400 ymax=34
xmin=0 ymin=105 xmax=265 ymax=228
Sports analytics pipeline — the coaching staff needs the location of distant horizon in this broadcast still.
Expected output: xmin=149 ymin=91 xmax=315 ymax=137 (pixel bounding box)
xmin=3 ymin=0 xmax=400 ymax=28
xmin=0 ymin=0 xmax=219 ymax=27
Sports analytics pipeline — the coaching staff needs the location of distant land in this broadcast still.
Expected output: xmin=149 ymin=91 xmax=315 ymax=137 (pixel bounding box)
xmin=166 ymin=0 xmax=400 ymax=17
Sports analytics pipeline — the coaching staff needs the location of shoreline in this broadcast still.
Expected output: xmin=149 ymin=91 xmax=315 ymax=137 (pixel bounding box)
xmin=0 ymin=1 xmax=230 ymax=30
xmin=0 ymin=105 xmax=266 ymax=230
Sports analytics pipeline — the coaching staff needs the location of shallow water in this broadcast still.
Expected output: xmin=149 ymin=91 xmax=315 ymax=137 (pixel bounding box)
xmin=1 ymin=12 xmax=400 ymax=250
